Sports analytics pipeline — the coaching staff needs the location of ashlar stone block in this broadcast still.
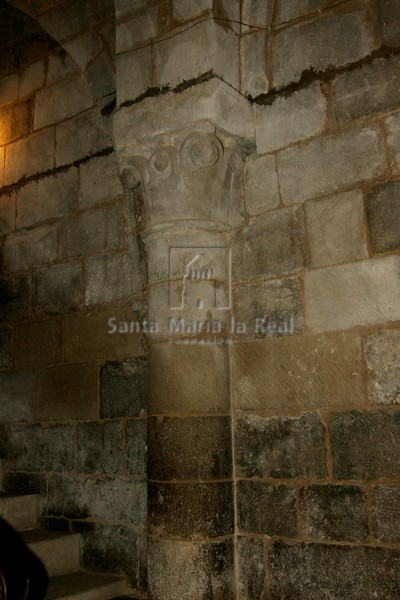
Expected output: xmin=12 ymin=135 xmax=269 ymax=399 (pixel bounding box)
xmin=0 ymin=370 xmax=33 ymax=422
xmin=385 ymin=113 xmax=400 ymax=173
xmin=116 ymin=47 xmax=152 ymax=106
xmin=364 ymin=329 xmax=400 ymax=405
xmin=377 ymin=0 xmax=400 ymax=46
xmin=100 ymin=357 xmax=147 ymax=419
xmin=237 ymin=481 xmax=297 ymax=536
xmin=5 ymin=127 xmax=55 ymax=185
xmin=55 ymin=111 xmax=111 ymax=167
xmin=366 ymin=181 xmax=400 ymax=254
xmin=33 ymin=262 xmax=82 ymax=315
xmin=0 ymin=101 xmax=31 ymax=145
xmin=4 ymin=225 xmax=57 ymax=273
xmin=79 ymin=153 xmax=123 ymax=208
xmin=244 ymin=154 xmax=280 ymax=215
xmin=372 ymin=485 xmax=400 ymax=543
xmin=34 ymin=76 xmax=94 ymax=129
xmin=241 ymin=31 xmax=269 ymax=97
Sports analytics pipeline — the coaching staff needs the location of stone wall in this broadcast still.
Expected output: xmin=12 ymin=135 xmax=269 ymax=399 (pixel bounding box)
xmin=0 ymin=7 xmax=147 ymax=595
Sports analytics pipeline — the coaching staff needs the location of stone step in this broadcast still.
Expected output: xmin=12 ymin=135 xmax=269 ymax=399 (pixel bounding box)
xmin=23 ymin=529 xmax=80 ymax=577
xmin=46 ymin=571 xmax=127 ymax=600
xmin=0 ymin=492 xmax=38 ymax=530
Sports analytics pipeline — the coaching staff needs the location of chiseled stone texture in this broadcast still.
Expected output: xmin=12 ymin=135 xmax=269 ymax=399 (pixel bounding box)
xmin=244 ymin=154 xmax=280 ymax=215
xmin=149 ymin=481 xmax=233 ymax=539
xmin=100 ymin=357 xmax=147 ymax=419
xmin=331 ymin=410 xmax=400 ymax=480
xmin=8 ymin=423 xmax=75 ymax=471
xmin=232 ymin=276 xmax=303 ymax=339
xmin=236 ymin=412 xmax=326 ymax=479
xmin=14 ymin=318 xmax=61 ymax=368
xmin=299 ymin=484 xmax=368 ymax=542
xmin=34 ymin=76 xmax=94 ymax=129
xmin=153 ymin=20 xmax=239 ymax=89
xmin=385 ymin=113 xmax=400 ymax=172
xmin=237 ymin=481 xmax=297 ymax=536
xmin=269 ymin=541 xmax=400 ymax=599
xmin=305 ymin=256 xmax=400 ymax=332
xmin=79 ymin=153 xmax=123 ymax=208
xmin=55 ymin=111 xmax=111 ymax=167
xmin=17 ymin=168 xmax=78 ymax=229
xmin=305 ymin=189 xmax=368 ymax=268
xmin=378 ymin=0 xmax=400 ymax=46
xmin=241 ymin=31 xmax=268 ymax=97
xmin=33 ymin=262 xmax=82 ymax=315
xmin=35 ymin=362 xmax=98 ymax=421
xmin=273 ymin=8 xmax=374 ymax=88
xmin=278 ymin=125 xmax=386 ymax=204
xmin=76 ymin=421 xmax=123 ymax=474
xmin=5 ymin=127 xmax=55 ymax=185
xmin=4 ymin=225 xmax=57 ymax=273
xmin=366 ymin=181 xmax=400 ymax=254
xmin=116 ymin=47 xmax=152 ymax=106
xmin=148 ymin=343 xmax=230 ymax=415
xmin=232 ymin=332 xmax=364 ymax=411
xmin=237 ymin=536 xmax=266 ymax=600
xmin=0 ymin=370 xmax=33 ymax=422
xmin=148 ymin=416 xmax=232 ymax=481
xmin=372 ymin=485 xmax=400 ymax=543
xmin=0 ymin=275 xmax=31 ymax=323
xmin=233 ymin=206 xmax=305 ymax=281
xmin=256 ymin=83 xmax=326 ymax=153
xmin=148 ymin=538 xmax=234 ymax=600
xmin=333 ymin=54 xmax=400 ymax=124
xmin=364 ymin=330 xmax=400 ymax=405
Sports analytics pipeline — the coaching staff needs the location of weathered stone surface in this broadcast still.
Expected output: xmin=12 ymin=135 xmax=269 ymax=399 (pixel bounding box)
xmin=237 ymin=536 xmax=266 ymax=600
xmin=233 ymin=206 xmax=305 ymax=280
xmin=34 ymin=76 xmax=93 ymax=129
xmin=236 ymin=412 xmax=326 ymax=479
xmin=0 ymin=370 xmax=33 ymax=422
xmin=273 ymin=8 xmax=374 ymax=88
xmin=4 ymin=224 xmax=57 ymax=273
xmin=333 ymin=54 xmax=400 ymax=124
xmin=100 ymin=357 xmax=147 ymax=419
xmin=76 ymin=421 xmax=123 ymax=473
xmin=305 ymin=189 xmax=368 ymax=268
xmin=331 ymin=411 xmax=400 ymax=479
xmin=0 ymin=101 xmax=31 ymax=145
xmin=232 ymin=276 xmax=303 ymax=339
xmin=74 ymin=522 xmax=147 ymax=589
xmin=385 ymin=113 xmax=400 ymax=172
xmin=366 ymin=181 xmax=400 ymax=254
xmin=241 ymin=31 xmax=268 ymax=96
xmin=274 ymin=0 xmax=327 ymax=24
xmin=0 ymin=74 xmax=18 ymax=108
xmin=19 ymin=61 xmax=45 ymax=98
xmin=149 ymin=481 xmax=233 ymax=538
xmin=0 ymin=192 xmax=15 ymax=235
xmin=237 ymin=481 xmax=297 ymax=536
xmin=148 ymin=416 xmax=231 ymax=481
xmin=55 ymin=111 xmax=111 ymax=167
xmin=278 ymin=125 xmax=386 ymax=204
xmin=148 ymin=343 xmax=230 ymax=414
xmin=0 ymin=275 xmax=30 ymax=323
xmin=59 ymin=203 xmax=123 ymax=259
xmin=125 ymin=419 xmax=147 ymax=476
xmin=17 ymin=168 xmax=78 ymax=229
xmin=48 ymin=475 xmax=90 ymax=519
xmin=5 ymin=127 xmax=55 ymax=185
xmin=364 ymin=330 xmax=400 ymax=405
xmin=33 ymin=262 xmax=82 ymax=315
xmin=46 ymin=51 xmax=79 ymax=85
xmin=8 ymin=423 xmax=75 ymax=471
xmin=304 ymin=256 xmax=400 ymax=332
xmin=84 ymin=247 xmax=143 ymax=305
xmin=256 ymin=83 xmax=325 ymax=153
xmin=148 ymin=538 xmax=234 ymax=600
xmin=79 ymin=153 xmax=123 ymax=207
xmin=64 ymin=305 xmax=144 ymax=362
xmin=299 ymin=484 xmax=368 ymax=542
xmin=269 ymin=541 xmax=400 ymax=599
xmin=14 ymin=318 xmax=61 ymax=367
xmin=232 ymin=332 xmax=364 ymax=410
xmin=244 ymin=154 xmax=280 ymax=215
xmin=116 ymin=10 xmax=156 ymax=53
xmin=372 ymin=485 xmax=400 ymax=543
xmin=378 ymin=0 xmax=400 ymax=46
xmin=91 ymin=478 xmax=147 ymax=524
xmin=0 ymin=327 xmax=12 ymax=369
xmin=35 ymin=362 xmax=98 ymax=421
xmin=153 ymin=20 xmax=239 ymax=89
xmin=116 ymin=47 xmax=152 ymax=106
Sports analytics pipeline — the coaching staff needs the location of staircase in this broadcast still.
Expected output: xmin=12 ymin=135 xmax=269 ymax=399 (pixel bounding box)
xmin=0 ymin=492 xmax=138 ymax=599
